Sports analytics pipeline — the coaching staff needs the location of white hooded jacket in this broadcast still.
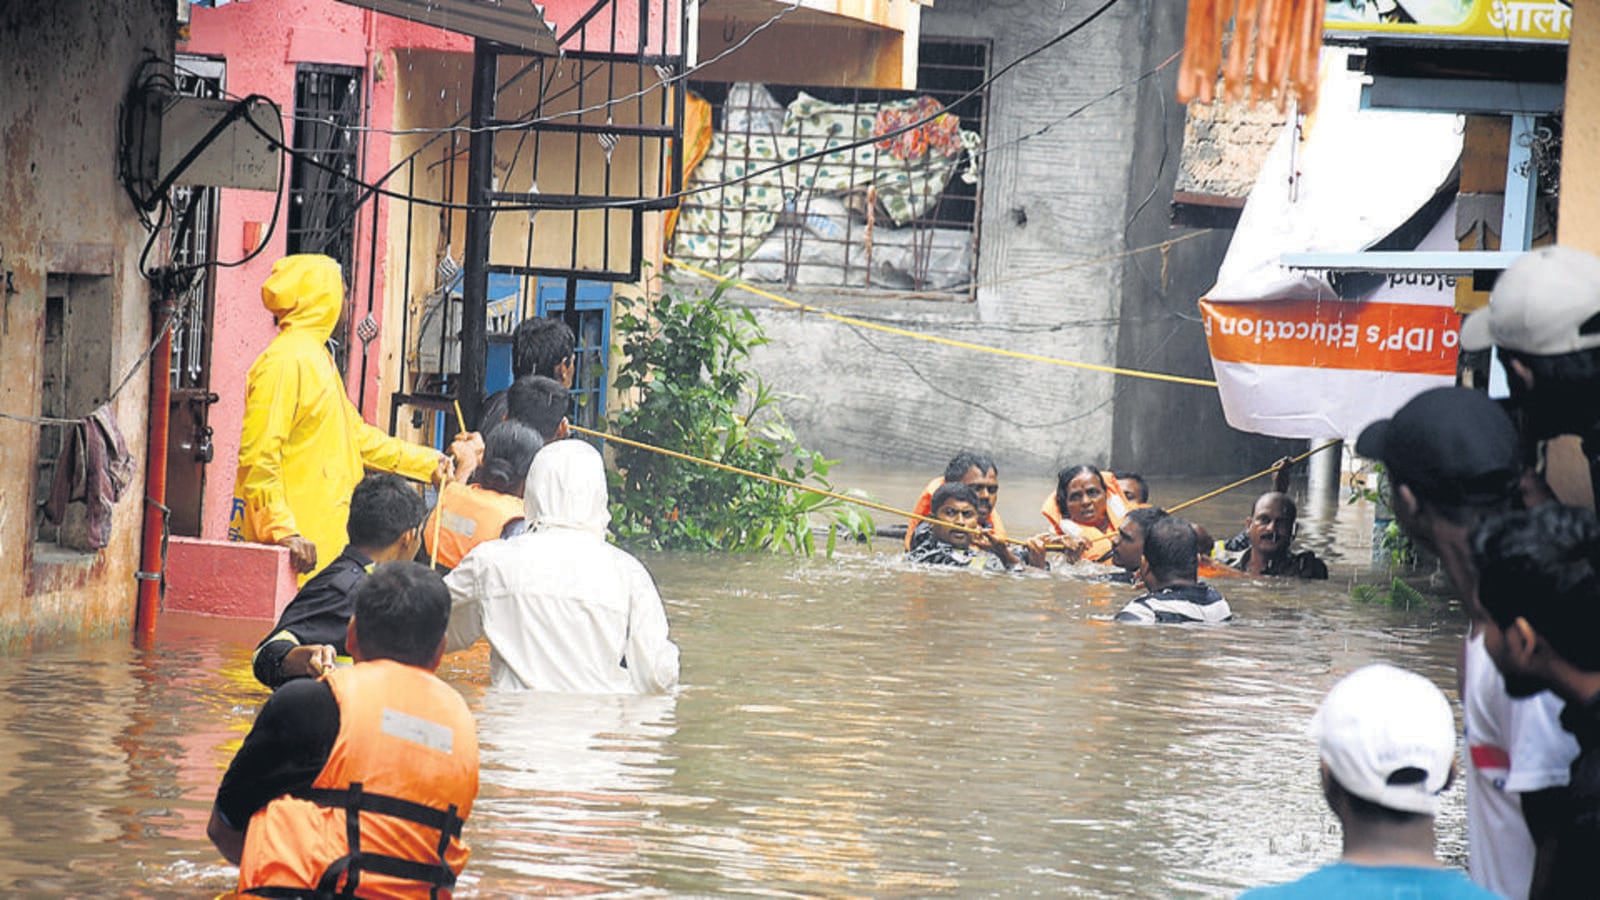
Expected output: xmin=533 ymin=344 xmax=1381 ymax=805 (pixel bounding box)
xmin=444 ymin=440 xmax=680 ymax=693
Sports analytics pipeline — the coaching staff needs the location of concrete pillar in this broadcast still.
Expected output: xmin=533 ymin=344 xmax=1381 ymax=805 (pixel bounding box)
xmin=1546 ymin=0 xmax=1600 ymax=509
xmin=1561 ymin=0 xmax=1600 ymax=254
xmin=1304 ymin=439 xmax=1344 ymax=524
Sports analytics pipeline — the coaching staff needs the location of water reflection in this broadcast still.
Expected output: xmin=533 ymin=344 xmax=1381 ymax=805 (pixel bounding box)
xmin=0 ymin=479 xmax=1473 ymax=897
xmin=464 ymin=690 xmax=679 ymax=895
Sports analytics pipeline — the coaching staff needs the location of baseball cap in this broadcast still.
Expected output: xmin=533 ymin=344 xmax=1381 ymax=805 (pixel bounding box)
xmin=1354 ymin=386 xmax=1520 ymax=504
xmin=1460 ymin=244 xmax=1600 ymax=355
xmin=1312 ymin=663 xmax=1456 ymax=816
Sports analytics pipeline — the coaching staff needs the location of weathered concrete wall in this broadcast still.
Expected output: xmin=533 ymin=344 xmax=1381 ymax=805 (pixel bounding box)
xmin=1109 ymin=0 xmax=1299 ymax=474
xmin=736 ymin=0 xmax=1247 ymax=480
xmin=0 ymin=1 xmax=172 ymax=647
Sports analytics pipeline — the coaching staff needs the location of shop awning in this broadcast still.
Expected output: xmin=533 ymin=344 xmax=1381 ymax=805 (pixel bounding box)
xmin=189 ymin=0 xmax=560 ymax=54
xmin=332 ymin=0 xmax=559 ymax=54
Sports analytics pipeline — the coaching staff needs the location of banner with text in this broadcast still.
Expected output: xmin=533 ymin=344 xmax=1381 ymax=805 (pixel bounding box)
xmin=1324 ymin=0 xmax=1570 ymax=44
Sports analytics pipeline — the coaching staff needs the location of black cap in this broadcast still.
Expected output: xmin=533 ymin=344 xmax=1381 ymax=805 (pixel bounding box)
xmin=1355 ymin=387 xmax=1521 ymax=504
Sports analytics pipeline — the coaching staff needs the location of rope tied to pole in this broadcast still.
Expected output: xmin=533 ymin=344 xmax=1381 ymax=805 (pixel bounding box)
xmin=1165 ymin=440 xmax=1343 ymax=514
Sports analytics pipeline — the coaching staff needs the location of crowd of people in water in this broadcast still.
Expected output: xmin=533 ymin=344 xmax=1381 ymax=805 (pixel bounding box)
xmin=207 ymin=246 xmax=1600 ymax=897
xmin=901 ymin=448 xmax=1326 ymax=625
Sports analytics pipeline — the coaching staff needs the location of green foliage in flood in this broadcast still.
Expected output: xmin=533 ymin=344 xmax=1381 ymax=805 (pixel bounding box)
xmin=1347 ymin=461 xmax=1438 ymax=609
xmin=1351 ymin=577 xmax=1431 ymax=610
xmin=606 ymin=277 xmax=874 ymax=554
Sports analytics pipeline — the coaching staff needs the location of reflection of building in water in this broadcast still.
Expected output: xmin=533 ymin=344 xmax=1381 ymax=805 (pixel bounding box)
xmin=466 ymin=692 xmax=678 ymax=894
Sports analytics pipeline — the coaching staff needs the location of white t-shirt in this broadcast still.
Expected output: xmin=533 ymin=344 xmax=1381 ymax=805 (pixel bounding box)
xmin=1462 ymin=631 xmax=1579 ymax=899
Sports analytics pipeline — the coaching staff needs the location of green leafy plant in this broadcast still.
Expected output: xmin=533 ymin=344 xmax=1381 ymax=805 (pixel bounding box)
xmin=1347 ymin=461 xmax=1416 ymax=567
xmin=605 ymin=276 xmax=874 ymax=554
xmin=1351 ymin=577 xmax=1431 ymax=610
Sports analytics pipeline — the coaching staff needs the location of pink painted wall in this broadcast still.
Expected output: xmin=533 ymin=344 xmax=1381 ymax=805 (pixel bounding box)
xmin=165 ymin=538 xmax=299 ymax=621
xmin=180 ymin=0 xmax=682 ymax=543
xmin=541 ymin=0 xmax=684 ymax=56
xmin=180 ymin=2 xmax=470 ymax=542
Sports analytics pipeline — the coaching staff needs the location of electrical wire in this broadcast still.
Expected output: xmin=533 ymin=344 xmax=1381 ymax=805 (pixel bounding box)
xmin=235 ymin=0 xmax=1130 ymax=214
xmin=323 ymin=0 xmax=807 ymax=138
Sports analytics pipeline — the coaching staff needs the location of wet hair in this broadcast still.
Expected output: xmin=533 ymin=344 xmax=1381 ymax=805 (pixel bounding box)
xmin=347 ymin=473 xmax=426 ymax=548
xmin=1253 ymin=491 xmax=1299 ymax=523
xmin=471 ymin=419 xmax=544 ymax=497
xmin=1122 ymin=505 xmax=1167 ymax=536
xmin=1054 ymin=464 xmax=1107 ymax=513
xmin=1472 ymin=504 xmax=1600 ymax=670
xmin=1143 ymin=516 xmax=1199 ymax=582
xmin=1115 ymin=472 xmax=1149 ymax=504
xmin=507 ymin=374 xmax=570 ymax=441
xmin=350 ymin=561 xmax=451 ymax=667
xmin=943 ymin=450 xmax=997 ymax=483
xmin=511 ymin=316 xmax=576 ymax=380
xmin=930 ymin=481 xmax=980 ymax=516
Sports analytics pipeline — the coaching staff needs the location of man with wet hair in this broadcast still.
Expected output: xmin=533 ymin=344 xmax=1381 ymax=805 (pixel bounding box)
xmin=1473 ymin=503 xmax=1600 ymax=896
xmin=209 ymin=561 xmax=480 ymax=898
xmin=1113 ymin=516 xmax=1230 ymax=624
xmin=1359 ymin=385 xmax=1575 ymax=899
xmin=906 ymin=450 xmax=1006 ymax=545
xmin=1216 ymin=492 xmax=1328 ymax=579
xmin=1114 ymin=472 xmax=1150 ymax=507
xmin=906 ymin=482 xmax=1030 ymax=571
xmin=1241 ymin=664 xmax=1494 ymax=898
xmin=480 ymin=316 xmax=577 ymax=430
xmin=252 ymin=473 xmax=428 ymax=689
xmin=507 ymin=374 xmax=571 ymax=443
xmin=1109 ymin=505 xmax=1168 ymax=583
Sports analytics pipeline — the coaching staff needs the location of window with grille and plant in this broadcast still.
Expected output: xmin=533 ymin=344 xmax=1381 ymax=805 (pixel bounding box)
xmin=673 ymin=38 xmax=989 ymax=300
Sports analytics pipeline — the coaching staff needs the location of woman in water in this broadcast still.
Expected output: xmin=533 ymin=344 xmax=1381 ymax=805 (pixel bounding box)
xmin=423 ymin=419 xmax=545 ymax=570
xmin=1040 ymin=465 xmax=1130 ymax=563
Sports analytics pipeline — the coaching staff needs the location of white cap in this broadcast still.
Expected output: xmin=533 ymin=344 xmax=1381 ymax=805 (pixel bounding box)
xmin=1460 ymin=244 xmax=1600 ymax=355
xmin=1312 ymin=663 xmax=1456 ymax=816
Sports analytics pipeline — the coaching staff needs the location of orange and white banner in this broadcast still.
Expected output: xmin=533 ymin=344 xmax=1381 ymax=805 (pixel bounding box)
xmin=1202 ymin=294 xmax=1460 ymax=376
xmin=1198 ymin=47 xmax=1464 ymax=440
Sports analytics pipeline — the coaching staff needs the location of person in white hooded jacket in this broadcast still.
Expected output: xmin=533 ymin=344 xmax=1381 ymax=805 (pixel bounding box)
xmin=443 ymin=439 xmax=680 ymax=693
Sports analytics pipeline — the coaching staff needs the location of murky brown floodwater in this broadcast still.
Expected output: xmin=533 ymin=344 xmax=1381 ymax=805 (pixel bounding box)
xmin=0 ymin=466 xmax=1471 ymax=898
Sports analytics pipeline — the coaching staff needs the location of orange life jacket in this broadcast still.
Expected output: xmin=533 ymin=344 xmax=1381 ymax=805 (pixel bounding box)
xmin=1040 ymin=473 xmax=1130 ymax=562
xmin=237 ymin=659 xmax=479 ymax=899
xmin=905 ymin=475 xmax=1009 ymax=550
xmin=422 ymin=482 xmax=525 ymax=569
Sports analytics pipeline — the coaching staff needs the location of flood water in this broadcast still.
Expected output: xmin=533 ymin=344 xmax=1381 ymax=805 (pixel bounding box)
xmin=0 ymin=466 xmax=1472 ymax=898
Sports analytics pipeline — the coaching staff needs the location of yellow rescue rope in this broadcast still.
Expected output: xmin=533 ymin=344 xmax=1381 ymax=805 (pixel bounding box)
xmin=663 ymin=256 xmax=1220 ymax=388
xmin=567 ymin=423 xmax=987 ymax=536
xmin=1165 ymin=440 xmax=1343 ymax=514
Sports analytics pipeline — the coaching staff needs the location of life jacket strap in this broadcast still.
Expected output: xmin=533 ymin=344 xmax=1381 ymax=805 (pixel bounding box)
xmin=290 ymin=782 xmax=461 ymax=896
xmin=295 ymin=786 xmax=466 ymax=839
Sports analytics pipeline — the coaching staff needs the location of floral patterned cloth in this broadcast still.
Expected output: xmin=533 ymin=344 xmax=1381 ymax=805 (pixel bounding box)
xmin=671 ymin=92 xmax=981 ymax=273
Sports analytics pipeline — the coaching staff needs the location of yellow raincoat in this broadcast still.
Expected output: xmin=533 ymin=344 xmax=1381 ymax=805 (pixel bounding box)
xmin=230 ymin=255 xmax=440 ymax=583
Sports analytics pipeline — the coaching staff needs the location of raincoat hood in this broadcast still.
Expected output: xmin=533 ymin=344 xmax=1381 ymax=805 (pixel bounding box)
xmin=261 ymin=254 xmax=344 ymax=342
xmin=525 ymin=440 xmax=611 ymax=536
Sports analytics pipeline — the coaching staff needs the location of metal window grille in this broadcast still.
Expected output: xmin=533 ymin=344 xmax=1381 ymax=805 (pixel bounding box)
xmin=287 ymin=64 xmax=363 ymax=371
xmin=535 ymin=281 xmax=611 ymax=430
xmin=679 ymin=38 xmax=989 ymax=300
xmin=171 ymin=57 xmax=224 ymax=392
xmin=34 ymin=292 xmax=67 ymax=544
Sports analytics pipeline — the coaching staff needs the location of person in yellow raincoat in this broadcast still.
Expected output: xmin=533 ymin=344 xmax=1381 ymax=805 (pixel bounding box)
xmin=230 ymin=254 xmax=447 ymax=583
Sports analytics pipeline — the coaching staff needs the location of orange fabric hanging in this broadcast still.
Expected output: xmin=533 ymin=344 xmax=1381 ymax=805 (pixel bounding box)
xmin=1177 ymin=0 xmax=1322 ymax=111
